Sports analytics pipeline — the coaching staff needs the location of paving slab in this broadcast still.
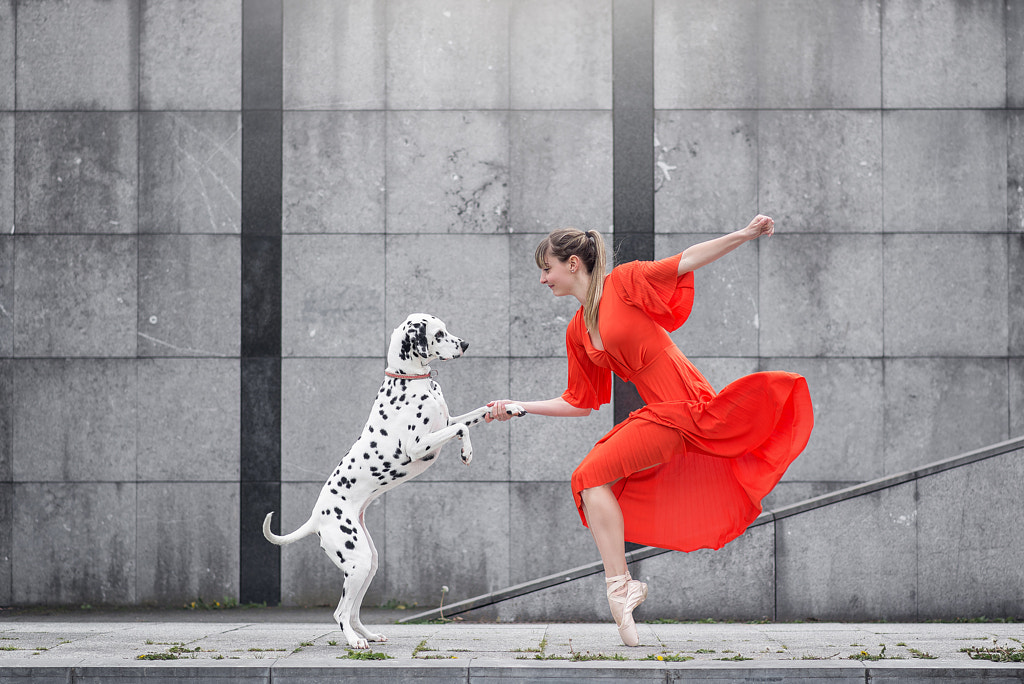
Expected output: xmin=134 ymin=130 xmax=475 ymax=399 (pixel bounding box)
xmin=0 ymin=607 xmax=1021 ymax=682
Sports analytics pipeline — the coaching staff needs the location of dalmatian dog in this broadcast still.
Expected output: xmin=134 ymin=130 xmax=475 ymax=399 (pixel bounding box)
xmin=263 ymin=313 xmax=525 ymax=649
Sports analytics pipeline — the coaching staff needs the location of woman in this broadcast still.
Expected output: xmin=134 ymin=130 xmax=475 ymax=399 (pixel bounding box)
xmin=487 ymin=215 xmax=813 ymax=646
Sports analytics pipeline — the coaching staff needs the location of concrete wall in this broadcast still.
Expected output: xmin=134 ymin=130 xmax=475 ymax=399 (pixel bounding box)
xmin=0 ymin=0 xmax=1021 ymax=612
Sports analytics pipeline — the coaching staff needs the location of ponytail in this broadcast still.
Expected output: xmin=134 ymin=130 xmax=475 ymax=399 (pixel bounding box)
xmin=534 ymin=228 xmax=609 ymax=332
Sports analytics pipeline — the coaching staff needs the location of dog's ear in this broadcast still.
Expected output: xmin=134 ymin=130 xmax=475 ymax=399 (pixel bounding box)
xmin=412 ymin=323 xmax=430 ymax=359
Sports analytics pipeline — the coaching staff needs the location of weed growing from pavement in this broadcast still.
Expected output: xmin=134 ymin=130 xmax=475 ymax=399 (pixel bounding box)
xmin=962 ymin=638 xmax=1024 ymax=662
xmin=339 ymin=649 xmax=393 ymax=660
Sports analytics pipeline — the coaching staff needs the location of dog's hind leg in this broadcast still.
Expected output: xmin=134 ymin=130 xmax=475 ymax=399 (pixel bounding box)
xmin=349 ymin=508 xmax=386 ymax=644
xmin=322 ymin=522 xmax=375 ymax=649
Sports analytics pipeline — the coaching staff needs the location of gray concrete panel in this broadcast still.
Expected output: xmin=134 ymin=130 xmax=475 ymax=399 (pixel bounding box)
xmin=0 ymin=235 xmax=10 ymax=357
xmin=0 ymin=360 xmax=9 ymax=483
xmin=758 ymin=110 xmax=882 ymax=233
xmin=282 ymin=112 xmax=385 ymax=234
xmin=281 ymin=357 xmax=384 ymax=483
xmin=883 ymin=110 xmax=1006 ymax=232
xmin=12 ymin=482 xmax=136 ymax=605
xmin=509 ymin=111 xmax=612 ymax=234
xmin=136 ymin=482 xmax=239 ymax=605
xmin=139 ymin=0 xmax=240 ymax=110
xmin=509 ymin=233 xmax=584 ymax=358
xmin=281 ymin=234 xmax=385 ymax=357
xmin=883 ymin=358 xmax=1009 ymax=476
xmin=15 ymin=0 xmax=137 ymax=110
xmin=1011 ymin=112 xmax=1024 ymax=234
xmin=14 ymin=113 xmax=138 ymax=234
xmin=1011 ymin=1 xmax=1024 ymax=108
xmin=0 ymin=1 xmax=11 ymax=110
xmin=1013 ymin=360 xmax=1024 ymax=440
xmin=509 ymin=481 xmax=596 ymax=585
xmin=634 ymin=524 xmax=775 ymax=621
xmin=0 ymin=115 xmax=10 ymax=243
xmin=761 ymin=480 xmax=856 ymax=512
xmin=0 ymin=482 xmax=7 ymax=605
xmin=760 ymin=234 xmax=884 ymax=358
xmin=13 ymin=359 xmax=136 ymax=482
xmin=508 ymin=357 xmax=614 ymax=482
xmin=882 ymin=0 xmax=1005 ymax=108
xmin=758 ymin=0 xmax=880 ymax=108
xmin=386 ymin=111 xmax=509 ymax=234
xmin=916 ymin=451 xmax=1024 ymax=619
xmin=654 ymin=110 xmax=758 ymax=234
xmin=283 ymin=0 xmax=385 ymax=110
xmin=765 ymin=358 xmax=884 ymax=484
xmin=13 ymin=235 xmax=137 ymax=357
xmin=1011 ymin=234 xmax=1024 ymax=354
xmin=653 ymin=0 xmax=757 ymax=109
xmin=884 ymin=234 xmax=1008 ymax=357
xmin=386 ymin=234 xmax=510 ymax=358
xmin=660 ymin=233 xmax=759 ymax=358
xmin=139 ymin=112 xmax=241 ymax=235
xmin=386 ymin=0 xmax=509 ymax=110
xmin=776 ymin=482 xmax=918 ymax=621
xmin=279 ymin=482 xmax=387 ymax=608
xmin=137 ymin=359 xmax=240 ymax=482
xmin=384 ymin=481 xmax=510 ymax=605
xmin=495 ymin=570 xmax=608 ymax=622
xmin=509 ymin=0 xmax=612 ymax=110
xmin=138 ymin=235 xmax=241 ymax=357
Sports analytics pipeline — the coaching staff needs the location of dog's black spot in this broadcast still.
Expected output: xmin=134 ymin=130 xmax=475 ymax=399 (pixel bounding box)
xmin=339 ymin=524 xmax=352 ymax=534
xmin=423 ymin=453 xmax=436 ymax=462
xmin=416 ymin=412 xmax=421 ymax=418
xmin=423 ymin=417 xmax=430 ymax=425
xmin=370 ymin=441 xmax=377 ymax=449
xmin=370 ymin=466 xmax=378 ymax=472
xmin=407 ymin=424 xmax=415 ymax=431
xmin=336 ymin=551 xmax=345 ymax=563
xmin=380 ymin=428 xmax=388 ymax=437
xmin=369 ymin=425 xmax=375 ymax=432
xmin=363 ymin=453 xmax=371 ymax=460
xmin=330 ymin=489 xmax=338 ymax=495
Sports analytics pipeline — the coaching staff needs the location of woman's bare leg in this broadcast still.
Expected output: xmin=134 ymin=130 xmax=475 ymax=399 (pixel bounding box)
xmin=580 ymin=484 xmax=627 ymax=577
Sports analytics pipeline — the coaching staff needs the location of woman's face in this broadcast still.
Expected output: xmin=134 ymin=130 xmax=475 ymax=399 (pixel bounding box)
xmin=538 ymin=248 xmax=576 ymax=296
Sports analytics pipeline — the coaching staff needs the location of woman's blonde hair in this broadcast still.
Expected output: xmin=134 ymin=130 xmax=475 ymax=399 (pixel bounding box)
xmin=535 ymin=228 xmax=608 ymax=332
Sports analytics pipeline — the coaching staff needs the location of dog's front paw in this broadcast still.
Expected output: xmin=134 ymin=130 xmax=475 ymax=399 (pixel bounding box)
xmin=460 ymin=446 xmax=473 ymax=466
xmin=506 ymin=404 xmax=527 ymax=417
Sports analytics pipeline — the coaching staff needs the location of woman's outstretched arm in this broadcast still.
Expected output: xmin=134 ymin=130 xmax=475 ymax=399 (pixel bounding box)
xmin=485 ymin=396 xmax=591 ymax=422
xmin=676 ymin=214 xmax=774 ymax=276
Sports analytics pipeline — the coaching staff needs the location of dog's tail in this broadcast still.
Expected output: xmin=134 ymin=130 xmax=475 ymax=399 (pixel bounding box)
xmin=262 ymin=512 xmax=317 ymax=546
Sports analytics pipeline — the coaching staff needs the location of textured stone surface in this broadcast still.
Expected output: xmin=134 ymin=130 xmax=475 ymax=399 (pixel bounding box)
xmin=386 ymin=111 xmax=509 ymax=234
xmin=140 ymin=0 xmax=240 ymax=110
xmin=136 ymin=483 xmax=239 ymax=604
xmin=283 ymin=0 xmax=385 ymax=110
xmin=883 ymin=110 xmax=1006 ymax=232
xmin=653 ymin=0 xmax=758 ymax=109
xmin=282 ymin=112 xmax=385 ymax=234
xmin=0 ymin=361 xmax=9 ymax=483
xmin=0 ymin=236 xmax=10 ymax=357
xmin=509 ymin=233 xmax=585 ymax=358
xmin=384 ymin=481 xmax=509 ymax=604
xmin=660 ymin=234 xmax=759 ymax=358
xmin=15 ymin=0 xmax=137 ymax=110
xmin=0 ymin=482 xmax=8 ymax=605
xmin=654 ymin=110 xmax=758 ymax=234
xmin=1012 ymin=360 xmax=1024 ymax=439
xmin=884 ymin=234 xmax=1008 ymax=357
xmin=769 ymin=358 xmax=884 ymax=483
xmin=138 ymin=235 xmax=241 ymax=357
xmin=386 ymin=0 xmax=509 ymax=110
xmin=776 ymin=482 xmax=919 ymax=621
xmin=635 ymin=524 xmax=774 ymax=620
xmin=882 ymin=0 xmax=1005 ymax=107
xmin=12 ymin=359 xmax=136 ymax=482
xmin=1010 ymin=112 xmax=1024 ymax=234
xmin=139 ymin=112 xmax=241 ymax=234
xmin=509 ymin=481 xmax=596 ymax=585
xmin=1011 ymin=235 xmax=1023 ymax=354
xmin=0 ymin=115 xmax=10 ymax=240
xmin=15 ymin=113 xmax=138 ymax=234
xmin=12 ymin=482 xmax=136 ymax=605
xmin=386 ymin=234 xmax=510 ymax=358
xmin=0 ymin=1 xmax=11 ymax=110
xmin=137 ymin=359 xmax=240 ymax=481
xmin=917 ymin=455 xmax=1024 ymax=619
xmin=758 ymin=110 xmax=882 ymax=232
xmin=509 ymin=111 xmax=612 ymax=234
xmin=279 ymin=482 xmax=387 ymax=607
xmin=760 ymin=234 xmax=883 ymax=357
xmin=1011 ymin=1 xmax=1024 ymax=108
xmin=883 ymin=358 xmax=1009 ymax=475
xmin=757 ymin=0 xmax=881 ymax=108
xmin=509 ymin=0 xmax=611 ymax=109
xmin=281 ymin=234 xmax=385 ymax=358
xmin=508 ymin=357 xmax=614 ymax=482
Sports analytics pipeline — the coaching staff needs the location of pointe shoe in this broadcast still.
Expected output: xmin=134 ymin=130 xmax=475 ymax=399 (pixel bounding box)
xmin=605 ymin=572 xmax=648 ymax=647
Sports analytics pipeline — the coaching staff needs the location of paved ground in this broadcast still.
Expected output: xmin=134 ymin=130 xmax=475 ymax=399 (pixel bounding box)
xmin=1 ymin=607 xmax=1022 ymax=681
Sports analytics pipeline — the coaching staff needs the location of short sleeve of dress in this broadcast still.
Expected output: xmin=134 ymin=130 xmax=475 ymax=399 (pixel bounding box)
xmin=610 ymin=253 xmax=695 ymax=332
xmin=560 ymin=309 xmax=612 ymax=410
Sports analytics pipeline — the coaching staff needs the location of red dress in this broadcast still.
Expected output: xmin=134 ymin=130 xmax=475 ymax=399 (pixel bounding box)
xmin=566 ymin=254 xmax=813 ymax=552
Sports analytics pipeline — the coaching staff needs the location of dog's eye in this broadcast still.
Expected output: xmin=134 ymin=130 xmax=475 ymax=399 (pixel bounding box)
xmin=434 ymin=331 xmax=445 ymax=341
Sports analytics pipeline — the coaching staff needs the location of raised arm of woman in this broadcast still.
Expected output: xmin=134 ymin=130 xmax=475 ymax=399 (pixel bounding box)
xmin=486 ymin=396 xmax=591 ymax=422
xmin=676 ymin=214 xmax=775 ymax=276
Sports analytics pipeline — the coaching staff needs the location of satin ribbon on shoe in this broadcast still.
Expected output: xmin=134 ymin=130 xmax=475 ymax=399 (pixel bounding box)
xmin=605 ymin=572 xmax=648 ymax=647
